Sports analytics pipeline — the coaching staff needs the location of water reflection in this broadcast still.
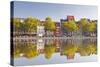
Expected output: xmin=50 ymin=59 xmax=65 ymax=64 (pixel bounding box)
xmin=13 ymin=38 xmax=97 ymax=60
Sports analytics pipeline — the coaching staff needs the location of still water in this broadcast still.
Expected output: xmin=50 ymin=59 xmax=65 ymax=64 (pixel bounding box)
xmin=13 ymin=38 xmax=97 ymax=66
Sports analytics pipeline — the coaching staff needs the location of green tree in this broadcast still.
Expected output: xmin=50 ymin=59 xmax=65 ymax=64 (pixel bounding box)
xmin=62 ymin=21 xmax=78 ymax=32
xmin=79 ymin=19 xmax=97 ymax=36
xmin=12 ymin=18 xmax=22 ymax=32
xmin=44 ymin=17 xmax=56 ymax=31
xmin=86 ymin=22 xmax=96 ymax=32
xmin=79 ymin=18 xmax=89 ymax=32
xmin=80 ymin=18 xmax=88 ymax=27
xmin=24 ymin=17 xmax=39 ymax=32
xmin=62 ymin=20 xmax=78 ymax=37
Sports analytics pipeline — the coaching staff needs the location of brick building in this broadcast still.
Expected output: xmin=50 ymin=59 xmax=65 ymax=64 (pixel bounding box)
xmin=54 ymin=22 xmax=61 ymax=37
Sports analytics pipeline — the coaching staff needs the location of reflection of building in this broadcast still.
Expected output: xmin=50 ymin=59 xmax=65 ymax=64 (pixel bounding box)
xmin=46 ymin=31 xmax=54 ymax=37
xmin=45 ymin=39 xmax=54 ymax=45
xmin=54 ymin=39 xmax=61 ymax=52
xmin=37 ymin=39 xmax=45 ymax=53
xmin=66 ymin=54 xmax=75 ymax=60
xmin=54 ymin=22 xmax=61 ymax=37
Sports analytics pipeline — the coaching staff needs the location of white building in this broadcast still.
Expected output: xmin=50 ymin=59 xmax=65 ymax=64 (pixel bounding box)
xmin=37 ymin=26 xmax=45 ymax=37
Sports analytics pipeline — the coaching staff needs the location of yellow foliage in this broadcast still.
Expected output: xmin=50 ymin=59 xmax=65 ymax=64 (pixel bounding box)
xmin=24 ymin=17 xmax=39 ymax=32
xmin=86 ymin=22 xmax=96 ymax=32
xmin=79 ymin=43 xmax=97 ymax=56
xmin=62 ymin=21 xmax=78 ymax=32
xmin=24 ymin=44 xmax=39 ymax=59
xmin=45 ymin=17 xmax=56 ymax=31
xmin=44 ymin=44 xmax=56 ymax=59
xmin=62 ymin=44 xmax=78 ymax=56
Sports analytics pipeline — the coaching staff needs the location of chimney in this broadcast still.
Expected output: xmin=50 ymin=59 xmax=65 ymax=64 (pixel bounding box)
xmin=67 ymin=16 xmax=74 ymax=21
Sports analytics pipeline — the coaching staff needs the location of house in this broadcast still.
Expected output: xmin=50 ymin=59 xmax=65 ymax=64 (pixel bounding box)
xmin=54 ymin=22 xmax=61 ymax=37
xmin=37 ymin=21 xmax=45 ymax=37
xmin=67 ymin=15 xmax=75 ymax=21
xmin=37 ymin=26 xmax=45 ymax=37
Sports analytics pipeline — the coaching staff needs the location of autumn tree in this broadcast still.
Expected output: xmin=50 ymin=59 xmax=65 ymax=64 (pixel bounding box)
xmin=24 ymin=17 xmax=39 ymax=32
xmin=86 ymin=22 xmax=96 ymax=32
xmin=62 ymin=20 xmax=78 ymax=32
xmin=79 ymin=18 xmax=96 ymax=36
xmin=62 ymin=20 xmax=78 ymax=36
xmin=12 ymin=18 xmax=22 ymax=32
xmin=44 ymin=17 xmax=56 ymax=31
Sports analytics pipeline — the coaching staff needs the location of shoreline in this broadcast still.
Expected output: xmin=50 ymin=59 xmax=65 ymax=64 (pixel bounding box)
xmin=13 ymin=36 xmax=97 ymax=40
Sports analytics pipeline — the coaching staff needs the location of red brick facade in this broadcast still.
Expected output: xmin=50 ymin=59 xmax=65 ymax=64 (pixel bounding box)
xmin=67 ymin=16 xmax=74 ymax=21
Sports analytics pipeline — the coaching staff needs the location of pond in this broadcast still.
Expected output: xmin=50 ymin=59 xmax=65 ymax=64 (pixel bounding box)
xmin=12 ymin=38 xmax=97 ymax=66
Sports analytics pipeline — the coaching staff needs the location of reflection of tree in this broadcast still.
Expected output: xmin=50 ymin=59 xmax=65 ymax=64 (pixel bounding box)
xmin=24 ymin=43 xmax=39 ymax=59
xmin=62 ymin=44 xmax=78 ymax=59
xmin=13 ymin=42 xmax=39 ymax=59
xmin=13 ymin=43 xmax=21 ymax=59
xmin=13 ymin=39 xmax=97 ymax=60
xmin=79 ymin=43 xmax=97 ymax=56
xmin=44 ymin=44 xmax=56 ymax=59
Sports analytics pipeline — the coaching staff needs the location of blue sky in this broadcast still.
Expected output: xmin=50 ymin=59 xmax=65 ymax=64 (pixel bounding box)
xmin=13 ymin=1 xmax=98 ymax=22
